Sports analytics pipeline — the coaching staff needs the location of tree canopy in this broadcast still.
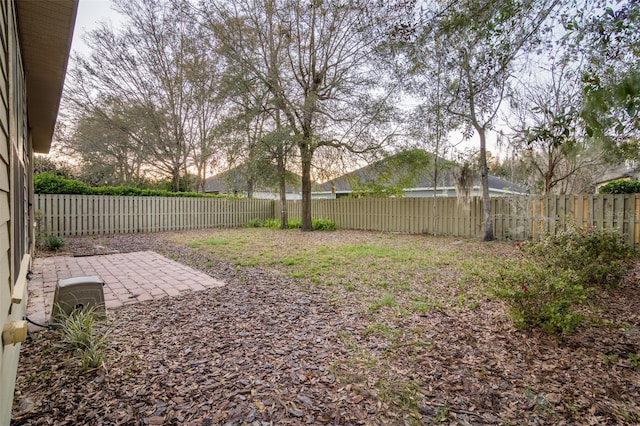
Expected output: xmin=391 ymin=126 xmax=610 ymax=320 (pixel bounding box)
xmin=55 ymin=0 xmax=640 ymax=235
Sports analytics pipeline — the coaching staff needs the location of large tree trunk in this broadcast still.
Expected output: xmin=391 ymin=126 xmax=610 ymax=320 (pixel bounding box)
xmin=479 ymin=129 xmax=493 ymax=241
xmin=279 ymin=161 xmax=288 ymax=230
xmin=247 ymin=179 xmax=254 ymax=199
xmin=545 ymin=151 xmax=554 ymax=194
xmin=432 ymin=120 xmax=440 ymax=237
xmin=544 ymin=173 xmax=553 ymax=194
xmin=195 ymin=165 xmax=204 ymax=193
xmin=433 ymin=155 xmax=438 ymax=237
xmin=171 ymin=167 xmax=180 ymax=192
xmin=300 ymin=144 xmax=313 ymax=232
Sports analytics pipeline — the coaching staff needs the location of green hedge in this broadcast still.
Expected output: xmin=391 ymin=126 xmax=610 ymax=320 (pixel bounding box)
xmin=598 ymin=179 xmax=640 ymax=194
xmin=34 ymin=172 xmax=225 ymax=198
xmin=246 ymin=218 xmax=337 ymax=231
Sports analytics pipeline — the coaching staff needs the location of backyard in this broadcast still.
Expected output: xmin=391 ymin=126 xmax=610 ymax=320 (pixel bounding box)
xmin=12 ymin=228 xmax=640 ymax=425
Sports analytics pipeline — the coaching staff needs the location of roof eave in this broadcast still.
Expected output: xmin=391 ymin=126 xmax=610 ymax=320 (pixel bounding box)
xmin=16 ymin=0 xmax=78 ymax=153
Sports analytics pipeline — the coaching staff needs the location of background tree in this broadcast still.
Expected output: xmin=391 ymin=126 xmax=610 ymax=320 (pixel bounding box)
xmin=400 ymin=22 xmax=459 ymax=236
xmin=486 ymin=145 xmax=532 ymax=190
xmin=65 ymin=0 xmax=225 ymax=191
xmin=412 ymin=0 xmax=560 ymax=240
xmin=572 ymin=0 xmax=640 ymax=158
xmin=58 ymin=104 xmax=147 ymax=187
xmin=508 ymin=55 xmax=607 ymax=194
xmin=203 ymin=0 xmax=402 ymax=231
xmin=261 ymin=124 xmax=297 ymax=228
xmin=33 ymin=155 xmax=76 ymax=179
xmin=220 ymin=78 xmax=271 ymax=199
xmin=220 ymin=68 xmax=297 ymax=227
xmin=182 ymin=19 xmax=228 ymax=193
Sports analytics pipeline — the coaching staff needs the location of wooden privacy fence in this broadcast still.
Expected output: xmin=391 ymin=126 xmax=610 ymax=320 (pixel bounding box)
xmin=36 ymin=194 xmax=640 ymax=247
xmin=282 ymin=194 xmax=640 ymax=247
xmin=35 ymin=194 xmax=274 ymax=237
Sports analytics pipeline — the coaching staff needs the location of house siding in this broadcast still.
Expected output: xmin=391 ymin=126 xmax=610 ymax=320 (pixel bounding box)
xmin=0 ymin=1 xmax=31 ymax=421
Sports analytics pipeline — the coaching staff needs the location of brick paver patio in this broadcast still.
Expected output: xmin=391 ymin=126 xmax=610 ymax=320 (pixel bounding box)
xmin=27 ymin=251 xmax=225 ymax=330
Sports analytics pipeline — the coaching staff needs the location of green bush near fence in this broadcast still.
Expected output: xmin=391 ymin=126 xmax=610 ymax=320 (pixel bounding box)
xmin=491 ymin=223 xmax=636 ymax=335
xmin=312 ymin=218 xmax=338 ymax=231
xmin=42 ymin=234 xmax=65 ymax=251
xmin=598 ymin=179 xmax=640 ymax=194
xmin=35 ymin=172 xmax=226 ymax=198
xmin=526 ymin=223 xmax=635 ymax=288
xmin=247 ymin=218 xmax=337 ymax=231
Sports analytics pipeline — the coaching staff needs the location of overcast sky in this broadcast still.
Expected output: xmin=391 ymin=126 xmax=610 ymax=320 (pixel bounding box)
xmin=71 ymin=0 xmax=123 ymax=56
xmin=66 ymin=0 xmax=503 ymax=160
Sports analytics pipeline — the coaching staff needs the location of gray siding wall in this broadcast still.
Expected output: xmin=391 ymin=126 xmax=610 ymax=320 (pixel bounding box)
xmin=0 ymin=1 xmax=31 ymax=421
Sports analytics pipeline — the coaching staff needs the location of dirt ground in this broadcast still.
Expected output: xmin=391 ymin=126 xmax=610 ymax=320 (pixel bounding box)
xmin=12 ymin=230 xmax=640 ymax=425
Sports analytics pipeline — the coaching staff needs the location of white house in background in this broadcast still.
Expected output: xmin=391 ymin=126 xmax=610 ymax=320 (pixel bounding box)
xmin=0 ymin=1 xmax=77 ymax=422
xmin=314 ymin=150 xmax=528 ymax=199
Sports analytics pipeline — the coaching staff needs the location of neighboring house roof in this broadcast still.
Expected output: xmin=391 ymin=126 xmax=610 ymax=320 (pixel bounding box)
xmin=16 ymin=0 xmax=78 ymax=153
xmin=204 ymin=167 xmax=249 ymax=193
xmin=594 ymin=163 xmax=640 ymax=186
xmin=207 ymin=152 xmax=527 ymax=197
xmin=485 ymin=175 xmax=528 ymax=194
xmin=204 ymin=164 xmax=305 ymax=194
xmin=322 ymin=151 xmax=528 ymax=195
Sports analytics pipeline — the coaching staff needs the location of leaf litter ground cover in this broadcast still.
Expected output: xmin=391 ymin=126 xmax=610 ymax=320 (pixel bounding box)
xmin=13 ymin=229 xmax=640 ymax=425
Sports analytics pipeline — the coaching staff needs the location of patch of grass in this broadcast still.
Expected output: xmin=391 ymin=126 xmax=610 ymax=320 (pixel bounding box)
xmin=335 ymin=329 xmax=352 ymax=343
xmin=341 ymin=244 xmax=402 ymax=259
xmin=187 ymin=231 xmax=433 ymax=292
xmin=364 ymin=321 xmax=401 ymax=340
xmin=603 ymin=353 xmax=619 ymax=365
xmin=180 ymin=229 xmax=511 ymax=330
xmin=351 ymin=344 xmax=380 ymax=369
xmin=369 ymin=293 xmax=397 ymax=312
xmin=467 ymin=301 xmax=481 ymax=310
xmin=375 ymin=378 xmax=422 ymax=422
xmin=237 ymin=258 xmax=260 ymax=267
xmin=181 ymin=228 xmax=512 ymax=320
xmin=411 ymin=298 xmax=441 ymax=314
xmin=455 ymin=294 xmax=467 ymax=309
xmin=188 ymin=237 xmax=229 ymax=248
